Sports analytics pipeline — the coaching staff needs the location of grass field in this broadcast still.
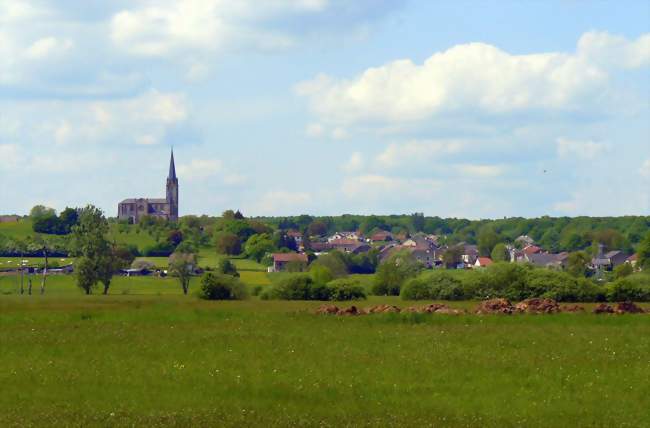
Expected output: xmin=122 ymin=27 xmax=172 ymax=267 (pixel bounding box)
xmin=0 ymin=275 xmax=649 ymax=427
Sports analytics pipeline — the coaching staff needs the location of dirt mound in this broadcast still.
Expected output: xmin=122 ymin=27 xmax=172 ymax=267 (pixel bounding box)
xmin=337 ymin=305 xmax=361 ymax=316
xmin=403 ymin=306 xmax=421 ymax=313
xmin=615 ymin=302 xmax=645 ymax=314
xmin=515 ymin=298 xmax=560 ymax=314
xmin=561 ymin=304 xmax=585 ymax=313
xmin=475 ymin=298 xmax=514 ymax=314
xmin=433 ymin=307 xmax=464 ymax=315
xmin=421 ymin=303 xmax=448 ymax=313
xmin=366 ymin=304 xmax=401 ymax=314
xmin=593 ymin=303 xmax=615 ymax=314
xmin=315 ymin=304 xmax=339 ymax=315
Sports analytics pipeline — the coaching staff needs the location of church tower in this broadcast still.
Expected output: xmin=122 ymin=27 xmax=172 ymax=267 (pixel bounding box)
xmin=166 ymin=149 xmax=179 ymax=221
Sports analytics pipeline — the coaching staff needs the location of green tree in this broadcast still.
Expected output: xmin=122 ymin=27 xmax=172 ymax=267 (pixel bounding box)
xmin=244 ymin=233 xmax=275 ymax=262
xmin=215 ymin=257 xmax=239 ymax=277
xmin=310 ymin=251 xmax=348 ymax=277
xmin=309 ymin=264 xmax=334 ymax=285
xmin=477 ymin=229 xmax=500 ymax=256
xmin=442 ymin=245 xmax=463 ymax=269
xmin=566 ymin=251 xmax=591 ymax=277
xmin=199 ymin=272 xmax=247 ymax=300
xmin=307 ymin=220 xmax=328 ymax=237
xmin=70 ymin=205 xmax=112 ymax=295
xmin=169 ymin=252 xmax=197 ymax=295
xmin=637 ymin=232 xmax=650 ymax=270
xmin=214 ymin=232 xmax=242 ymax=255
xmin=490 ymin=243 xmax=509 ymax=262
xmin=613 ymin=262 xmax=633 ymax=279
xmin=372 ymin=250 xmax=422 ymax=295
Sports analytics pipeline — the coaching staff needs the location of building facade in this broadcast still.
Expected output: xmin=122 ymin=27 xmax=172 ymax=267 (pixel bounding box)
xmin=118 ymin=150 xmax=179 ymax=223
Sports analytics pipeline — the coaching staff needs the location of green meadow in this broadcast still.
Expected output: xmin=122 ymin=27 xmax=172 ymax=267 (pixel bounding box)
xmin=1 ymin=274 xmax=649 ymax=427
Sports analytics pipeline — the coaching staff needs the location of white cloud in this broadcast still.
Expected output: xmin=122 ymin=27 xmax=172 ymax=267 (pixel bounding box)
xmin=342 ymin=174 xmax=442 ymax=199
xmin=640 ymin=159 xmax=650 ymax=179
xmin=136 ymin=135 xmax=158 ymax=146
xmin=24 ymin=36 xmax=72 ymax=60
xmin=342 ymin=152 xmax=364 ymax=172
xmin=0 ymin=144 xmax=21 ymax=171
xmin=456 ymin=164 xmax=503 ymax=178
xmin=556 ymin=137 xmax=607 ymax=160
xmin=305 ymin=122 xmax=325 ymax=138
xmin=256 ymin=190 xmax=311 ymax=214
xmin=331 ymin=127 xmax=349 ymax=140
xmin=297 ymin=32 xmax=649 ymax=125
xmin=177 ymin=159 xmax=223 ymax=181
xmin=376 ymin=139 xmax=465 ymax=168
xmin=578 ymin=31 xmax=650 ymax=69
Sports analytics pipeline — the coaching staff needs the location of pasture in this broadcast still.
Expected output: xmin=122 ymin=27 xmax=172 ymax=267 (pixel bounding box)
xmin=0 ymin=275 xmax=649 ymax=427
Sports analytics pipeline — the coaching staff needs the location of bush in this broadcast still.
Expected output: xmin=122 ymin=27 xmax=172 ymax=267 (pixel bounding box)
xmin=605 ymin=274 xmax=650 ymax=302
xmin=262 ymin=274 xmax=317 ymax=300
xmin=326 ymin=278 xmax=367 ymax=301
xmin=143 ymin=241 xmax=175 ymax=257
xmin=372 ymin=250 xmax=422 ymax=296
xmin=199 ymin=272 xmax=247 ymax=300
xmin=215 ymin=257 xmax=239 ymax=277
xmin=401 ymin=271 xmax=466 ymax=300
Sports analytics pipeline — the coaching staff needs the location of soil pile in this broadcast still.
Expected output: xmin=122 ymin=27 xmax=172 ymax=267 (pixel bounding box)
xmin=315 ymin=304 xmax=339 ymax=315
xmin=561 ymin=304 xmax=585 ymax=313
xmin=615 ymin=302 xmax=645 ymax=314
xmin=593 ymin=303 xmax=615 ymax=314
xmin=475 ymin=298 xmax=514 ymax=314
xmin=337 ymin=305 xmax=361 ymax=316
xmin=367 ymin=304 xmax=401 ymax=314
xmin=515 ymin=298 xmax=560 ymax=314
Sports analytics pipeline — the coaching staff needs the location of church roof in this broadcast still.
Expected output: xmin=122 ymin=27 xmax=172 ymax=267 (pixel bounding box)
xmin=168 ymin=149 xmax=177 ymax=180
xmin=120 ymin=198 xmax=168 ymax=204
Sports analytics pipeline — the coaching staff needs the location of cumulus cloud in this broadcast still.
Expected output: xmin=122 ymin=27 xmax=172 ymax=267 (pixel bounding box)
xmin=256 ymin=190 xmax=312 ymax=214
xmin=578 ymin=31 xmax=650 ymax=69
xmin=640 ymin=159 xmax=650 ymax=179
xmin=556 ymin=137 xmax=608 ymax=160
xmin=342 ymin=174 xmax=442 ymax=199
xmin=177 ymin=158 xmax=223 ymax=180
xmin=24 ymin=36 xmax=73 ymax=60
xmin=342 ymin=152 xmax=364 ymax=172
xmin=456 ymin=164 xmax=503 ymax=178
xmin=297 ymin=32 xmax=649 ymax=124
xmin=376 ymin=139 xmax=465 ymax=168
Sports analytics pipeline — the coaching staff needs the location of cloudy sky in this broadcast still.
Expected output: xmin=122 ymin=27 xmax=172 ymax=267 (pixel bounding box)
xmin=1 ymin=0 xmax=649 ymax=218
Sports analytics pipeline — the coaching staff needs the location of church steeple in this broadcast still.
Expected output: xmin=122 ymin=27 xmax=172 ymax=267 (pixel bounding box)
xmin=168 ymin=148 xmax=177 ymax=180
xmin=166 ymin=148 xmax=179 ymax=221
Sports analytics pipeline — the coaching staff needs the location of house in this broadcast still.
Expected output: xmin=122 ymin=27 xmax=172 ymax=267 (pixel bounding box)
xmin=604 ymin=250 xmax=628 ymax=268
xmin=412 ymin=249 xmax=436 ymax=268
xmin=286 ymin=230 xmax=303 ymax=247
xmin=308 ymin=242 xmax=332 ymax=252
xmin=522 ymin=245 xmax=541 ymax=255
xmin=269 ymin=253 xmax=308 ymax=272
xmin=402 ymin=235 xmax=438 ymax=251
xmin=474 ymin=257 xmax=493 ymax=268
xmin=370 ymin=230 xmax=393 ymax=242
xmin=461 ymin=244 xmax=479 ymax=265
xmin=327 ymin=231 xmax=360 ymax=242
xmin=524 ymin=253 xmax=565 ymax=269
xmin=0 ymin=215 xmax=20 ymax=223
xmin=626 ymin=254 xmax=637 ymax=267
xmin=329 ymin=238 xmax=363 ymax=253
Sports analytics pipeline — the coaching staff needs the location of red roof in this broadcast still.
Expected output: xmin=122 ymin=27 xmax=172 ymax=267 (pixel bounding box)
xmin=627 ymin=254 xmax=637 ymax=261
xmin=330 ymin=238 xmax=359 ymax=246
xmin=273 ymin=253 xmax=308 ymax=263
xmin=476 ymin=257 xmax=493 ymax=267
xmin=523 ymin=245 xmax=541 ymax=255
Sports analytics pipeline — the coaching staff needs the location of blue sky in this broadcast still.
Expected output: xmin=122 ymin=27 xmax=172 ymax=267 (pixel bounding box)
xmin=1 ymin=0 xmax=649 ymax=218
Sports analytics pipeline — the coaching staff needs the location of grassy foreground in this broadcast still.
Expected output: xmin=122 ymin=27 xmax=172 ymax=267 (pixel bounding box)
xmin=1 ymin=282 xmax=649 ymax=427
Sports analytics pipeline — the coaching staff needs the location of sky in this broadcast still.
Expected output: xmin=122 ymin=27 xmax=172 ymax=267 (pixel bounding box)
xmin=0 ymin=0 xmax=649 ymax=219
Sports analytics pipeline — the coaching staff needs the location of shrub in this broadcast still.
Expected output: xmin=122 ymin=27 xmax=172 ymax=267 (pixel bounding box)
xmin=326 ymin=278 xmax=366 ymax=301
xmin=309 ymin=264 xmax=334 ymax=285
xmin=215 ymin=257 xmax=239 ymax=277
xmin=605 ymin=274 xmax=650 ymax=302
xmin=143 ymin=241 xmax=175 ymax=257
xmin=199 ymin=273 xmax=247 ymax=300
xmin=401 ymin=271 xmax=466 ymax=300
xmin=262 ymin=274 xmax=317 ymax=300
xmin=372 ymin=250 xmax=422 ymax=296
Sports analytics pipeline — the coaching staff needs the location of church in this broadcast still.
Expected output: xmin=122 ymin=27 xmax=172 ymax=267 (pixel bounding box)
xmin=117 ymin=150 xmax=179 ymax=223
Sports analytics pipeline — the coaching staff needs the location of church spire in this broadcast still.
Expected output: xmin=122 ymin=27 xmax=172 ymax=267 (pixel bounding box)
xmin=168 ymin=148 xmax=177 ymax=180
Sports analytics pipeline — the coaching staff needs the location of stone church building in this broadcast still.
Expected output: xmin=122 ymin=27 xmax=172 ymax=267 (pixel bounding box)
xmin=118 ymin=150 xmax=179 ymax=223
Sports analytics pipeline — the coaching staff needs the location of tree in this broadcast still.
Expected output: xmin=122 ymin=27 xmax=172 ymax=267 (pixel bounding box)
xmin=567 ymin=251 xmax=591 ymax=277
xmin=637 ymin=232 xmax=650 ymax=270
xmin=70 ymin=205 xmax=111 ymax=295
xmin=57 ymin=207 xmax=79 ymax=234
xmin=491 ymin=243 xmax=509 ymax=262
xmin=199 ymin=273 xmax=247 ymax=300
xmin=372 ymin=250 xmax=422 ymax=295
xmin=214 ymin=232 xmax=242 ymax=255
xmin=169 ymin=252 xmax=197 ymax=295
xmin=167 ymin=229 xmax=183 ymax=247
xmin=307 ymin=220 xmax=328 ymax=237
xmin=477 ymin=229 xmax=500 ymax=256
xmin=216 ymin=257 xmax=239 ymax=277
xmin=442 ymin=246 xmax=463 ymax=269
xmin=30 ymin=205 xmax=56 ymax=219
xmin=244 ymin=233 xmax=275 ymax=262
xmin=613 ymin=262 xmax=633 ymax=279
xmin=311 ymin=251 xmax=348 ymax=277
